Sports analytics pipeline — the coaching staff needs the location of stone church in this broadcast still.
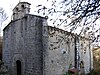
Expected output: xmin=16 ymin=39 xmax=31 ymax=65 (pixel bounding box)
xmin=3 ymin=2 xmax=93 ymax=75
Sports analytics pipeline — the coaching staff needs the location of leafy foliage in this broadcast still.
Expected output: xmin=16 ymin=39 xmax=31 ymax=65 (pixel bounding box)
xmin=36 ymin=0 xmax=100 ymax=46
xmin=60 ymin=0 xmax=100 ymax=34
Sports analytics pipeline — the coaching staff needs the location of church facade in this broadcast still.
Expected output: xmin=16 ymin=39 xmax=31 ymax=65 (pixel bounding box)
xmin=3 ymin=2 xmax=93 ymax=75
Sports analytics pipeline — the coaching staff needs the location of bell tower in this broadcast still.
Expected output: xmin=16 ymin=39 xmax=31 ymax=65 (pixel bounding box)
xmin=13 ymin=2 xmax=31 ymax=20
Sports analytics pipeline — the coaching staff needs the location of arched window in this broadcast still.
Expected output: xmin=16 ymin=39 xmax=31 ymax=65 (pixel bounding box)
xmin=16 ymin=60 xmax=21 ymax=75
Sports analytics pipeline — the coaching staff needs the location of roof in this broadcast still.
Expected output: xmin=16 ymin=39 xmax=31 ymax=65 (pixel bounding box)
xmin=3 ymin=14 xmax=47 ymax=31
xmin=47 ymin=26 xmax=91 ymax=40
xmin=18 ymin=2 xmax=31 ymax=5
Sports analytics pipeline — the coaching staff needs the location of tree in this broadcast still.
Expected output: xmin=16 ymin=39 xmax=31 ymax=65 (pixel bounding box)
xmin=0 ymin=7 xmax=7 ymax=60
xmin=0 ymin=7 xmax=8 ymax=35
xmin=36 ymin=0 xmax=100 ymax=46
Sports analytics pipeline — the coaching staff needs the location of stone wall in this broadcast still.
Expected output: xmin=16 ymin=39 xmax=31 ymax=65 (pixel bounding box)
xmin=43 ymin=26 xmax=75 ymax=75
xmin=43 ymin=26 xmax=93 ymax=74
xmin=3 ymin=14 xmax=47 ymax=75
xmin=93 ymin=48 xmax=100 ymax=71
xmin=79 ymin=37 xmax=93 ymax=73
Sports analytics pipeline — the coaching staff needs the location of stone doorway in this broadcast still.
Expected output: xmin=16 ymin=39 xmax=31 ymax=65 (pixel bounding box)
xmin=16 ymin=60 xmax=21 ymax=75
